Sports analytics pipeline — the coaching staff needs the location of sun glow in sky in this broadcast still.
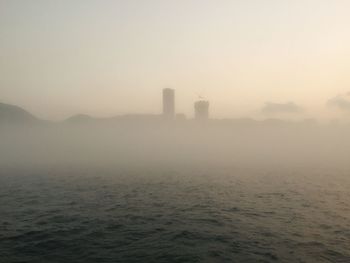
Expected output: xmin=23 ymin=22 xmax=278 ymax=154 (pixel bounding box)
xmin=1 ymin=0 xmax=350 ymax=120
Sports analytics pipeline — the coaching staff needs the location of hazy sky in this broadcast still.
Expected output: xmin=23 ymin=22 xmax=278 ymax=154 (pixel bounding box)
xmin=1 ymin=0 xmax=350 ymax=120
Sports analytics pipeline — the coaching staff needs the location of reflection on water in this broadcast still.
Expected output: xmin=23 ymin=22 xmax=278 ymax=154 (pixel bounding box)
xmin=1 ymin=167 xmax=350 ymax=262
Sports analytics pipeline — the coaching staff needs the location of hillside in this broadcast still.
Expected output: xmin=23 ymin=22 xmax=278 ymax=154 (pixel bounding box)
xmin=0 ymin=102 xmax=39 ymax=124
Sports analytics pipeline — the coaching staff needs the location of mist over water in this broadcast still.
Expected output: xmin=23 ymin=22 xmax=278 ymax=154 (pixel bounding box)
xmin=1 ymin=121 xmax=350 ymax=170
xmin=1 ymin=122 xmax=350 ymax=262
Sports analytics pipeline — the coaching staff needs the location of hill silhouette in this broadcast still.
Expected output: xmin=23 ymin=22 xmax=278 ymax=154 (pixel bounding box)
xmin=0 ymin=102 xmax=40 ymax=124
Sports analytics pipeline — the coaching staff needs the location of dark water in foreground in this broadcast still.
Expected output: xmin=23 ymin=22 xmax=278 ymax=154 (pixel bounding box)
xmin=1 ymin=167 xmax=350 ymax=263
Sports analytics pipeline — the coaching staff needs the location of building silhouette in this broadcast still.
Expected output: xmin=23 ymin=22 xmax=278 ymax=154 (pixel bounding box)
xmin=194 ymin=100 xmax=209 ymax=120
xmin=163 ymin=88 xmax=175 ymax=119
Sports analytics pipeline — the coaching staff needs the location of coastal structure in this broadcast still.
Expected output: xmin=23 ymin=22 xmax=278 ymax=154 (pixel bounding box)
xmin=162 ymin=88 xmax=175 ymax=119
xmin=194 ymin=100 xmax=210 ymax=120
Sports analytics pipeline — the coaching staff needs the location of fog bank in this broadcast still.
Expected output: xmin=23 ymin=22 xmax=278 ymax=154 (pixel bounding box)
xmin=1 ymin=122 xmax=349 ymax=173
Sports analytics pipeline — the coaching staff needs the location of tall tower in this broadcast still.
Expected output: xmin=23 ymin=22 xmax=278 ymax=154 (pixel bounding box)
xmin=163 ymin=88 xmax=175 ymax=119
xmin=194 ymin=100 xmax=209 ymax=120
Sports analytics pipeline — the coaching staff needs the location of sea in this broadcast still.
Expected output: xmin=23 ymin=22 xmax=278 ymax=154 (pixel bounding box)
xmin=1 ymin=166 xmax=350 ymax=263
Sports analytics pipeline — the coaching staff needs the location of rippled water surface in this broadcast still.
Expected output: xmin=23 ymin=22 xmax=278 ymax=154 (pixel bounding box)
xmin=1 ymin=167 xmax=350 ymax=262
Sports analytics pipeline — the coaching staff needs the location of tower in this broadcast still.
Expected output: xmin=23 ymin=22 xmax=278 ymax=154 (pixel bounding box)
xmin=163 ymin=88 xmax=175 ymax=119
xmin=194 ymin=100 xmax=209 ymax=120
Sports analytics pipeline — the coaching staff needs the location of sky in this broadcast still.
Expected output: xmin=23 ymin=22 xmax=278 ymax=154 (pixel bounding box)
xmin=1 ymin=0 xmax=350 ymax=121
